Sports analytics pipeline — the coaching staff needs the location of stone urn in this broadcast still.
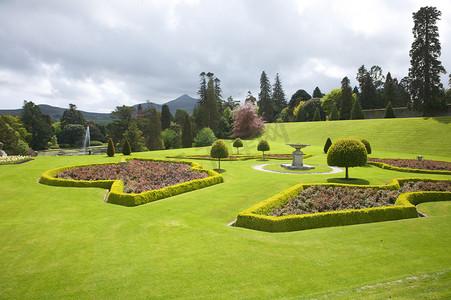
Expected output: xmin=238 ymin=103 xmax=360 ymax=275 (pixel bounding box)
xmin=281 ymin=143 xmax=314 ymax=170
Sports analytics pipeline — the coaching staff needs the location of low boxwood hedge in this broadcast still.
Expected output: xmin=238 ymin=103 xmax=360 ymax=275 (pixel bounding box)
xmin=40 ymin=158 xmax=223 ymax=207
xmin=234 ymin=178 xmax=451 ymax=232
xmin=166 ymin=153 xmax=312 ymax=161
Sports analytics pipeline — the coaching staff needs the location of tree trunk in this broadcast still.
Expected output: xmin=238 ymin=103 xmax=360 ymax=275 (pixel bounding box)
xmin=345 ymin=167 xmax=349 ymax=179
xmin=218 ymin=158 xmax=221 ymax=170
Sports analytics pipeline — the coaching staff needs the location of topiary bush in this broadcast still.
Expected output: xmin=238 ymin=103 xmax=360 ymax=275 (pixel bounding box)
xmin=210 ymin=139 xmax=229 ymax=170
xmin=232 ymin=138 xmax=243 ymax=154
xmin=107 ymin=138 xmax=115 ymax=157
xmin=324 ymin=138 xmax=332 ymax=154
xmin=360 ymin=138 xmax=372 ymax=155
xmin=327 ymin=137 xmax=367 ymax=179
xmin=194 ymin=127 xmax=216 ymax=147
xmin=384 ymin=101 xmax=396 ymax=118
xmin=257 ymin=139 xmax=270 ymax=160
xmin=122 ymin=139 xmax=131 ymax=155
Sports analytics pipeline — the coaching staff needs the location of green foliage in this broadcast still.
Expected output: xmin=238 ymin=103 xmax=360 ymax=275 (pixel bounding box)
xmin=162 ymin=128 xmax=181 ymax=149
xmin=360 ymin=138 xmax=372 ymax=154
xmin=289 ymin=89 xmax=311 ymax=109
xmin=272 ymin=73 xmax=287 ymax=117
xmin=232 ymin=138 xmax=243 ymax=154
xmin=324 ymin=138 xmax=332 ymax=154
xmin=295 ymin=105 xmax=306 ymax=122
xmin=257 ymin=139 xmax=270 ymax=160
xmin=122 ymin=122 xmax=147 ymax=152
xmin=351 ymin=99 xmax=365 ymax=119
xmin=258 ymin=71 xmax=274 ymax=123
xmin=409 ymin=6 xmax=446 ymax=116
xmin=60 ymin=104 xmax=86 ymax=129
xmin=148 ymin=107 xmax=164 ymax=151
xmin=107 ymin=138 xmax=115 ymax=157
xmin=327 ymin=137 xmax=367 ymax=179
xmin=122 ymin=139 xmax=131 ymax=155
xmin=303 ymin=98 xmax=325 ymax=121
xmin=0 ymin=116 xmax=29 ymax=155
xmin=182 ymin=115 xmax=193 ymax=148
xmin=339 ymin=77 xmax=353 ymax=120
xmin=384 ymin=101 xmax=396 ymax=118
xmin=90 ymin=141 xmax=103 ymax=146
xmin=20 ymin=100 xmax=54 ymax=150
xmin=58 ymin=124 xmax=85 ymax=147
xmin=194 ymin=127 xmax=216 ymax=147
xmin=312 ymin=107 xmax=321 ymax=121
xmin=329 ymin=105 xmax=340 ymax=121
xmin=210 ymin=139 xmax=229 ymax=169
xmin=161 ymin=104 xmax=172 ymax=130
xmin=312 ymin=87 xmax=324 ymax=98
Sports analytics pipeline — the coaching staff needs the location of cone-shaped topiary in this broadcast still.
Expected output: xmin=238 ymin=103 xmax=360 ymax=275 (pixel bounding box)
xmin=327 ymin=137 xmax=367 ymax=179
xmin=122 ymin=139 xmax=131 ymax=155
xmin=384 ymin=101 xmax=396 ymax=118
xmin=232 ymin=138 xmax=243 ymax=154
xmin=257 ymin=139 xmax=270 ymax=160
xmin=324 ymin=137 xmax=332 ymax=154
xmin=312 ymin=107 xmax=321 ymax=121
xmin=329 ymin=105 xmax=340 ymax=121
xmin=107 ymin=138 xmax=115 ymax=157
xmin=210 ymin=139 xmax=229 ymax=170
xmin=360 ymin=138 xmax=372 ymax=155
xmin=182 ymin=115 xmax=193 ymax=148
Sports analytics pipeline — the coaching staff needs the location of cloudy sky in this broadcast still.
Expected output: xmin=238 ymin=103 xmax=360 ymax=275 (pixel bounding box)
xmin=0 ymin=0 xmax=450 ymax=113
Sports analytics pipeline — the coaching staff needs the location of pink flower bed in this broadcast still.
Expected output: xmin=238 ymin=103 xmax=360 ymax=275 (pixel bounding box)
xmin=368 ymin=158 xmax=451 ymax=171
xmin=268 ymin=181 xmax=451 ymax=216
xmin=56 ymin=160 xmax=208 ymax=193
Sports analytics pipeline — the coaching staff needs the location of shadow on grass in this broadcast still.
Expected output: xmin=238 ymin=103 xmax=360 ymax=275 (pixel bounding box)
xmin=213 ymin=169 xmax=227 ymax=174
xmin=423 ymin=116 xmax=451 ymax=124
xmin=327 ymin=178 xmax=370 ymax=185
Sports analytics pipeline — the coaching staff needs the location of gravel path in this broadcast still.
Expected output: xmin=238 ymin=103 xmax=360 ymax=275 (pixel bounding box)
xmin=252 ymin=163 xmax=344 ymax=175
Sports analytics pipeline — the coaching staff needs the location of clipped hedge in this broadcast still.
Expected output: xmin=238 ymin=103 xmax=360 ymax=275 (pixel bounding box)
xmin=40 ymin=158 xmax=224 ymax=207
xmin=367 ymin=158 xmax=451 ymax=175
xmin=166 ymin=153 xmax=313 ymax=161
xmin=235 ymin=178 xmax=451 ymax=232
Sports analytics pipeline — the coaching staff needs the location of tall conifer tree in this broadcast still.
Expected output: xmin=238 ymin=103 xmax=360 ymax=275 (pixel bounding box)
xmin=408 ymin=6 xmax=446 ymax=116
xmin=272 ymin=73 xmax=287 ymax=116
xmin=258 ymin=71 xmax=274 ymax=123
xmin=339 ymin=77 xmax=353 ymax=120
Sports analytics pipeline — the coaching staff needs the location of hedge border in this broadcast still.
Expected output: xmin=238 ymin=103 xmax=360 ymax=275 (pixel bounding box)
xmin=166 ymin=153 xmax=312 ymax=161
xmin=39 ymin=158 xmax=224 ymax=207
xmin=234 ymin=177 xmax=451 ymax=232
xmin=367 ymin=157 xmax=451 ymax=175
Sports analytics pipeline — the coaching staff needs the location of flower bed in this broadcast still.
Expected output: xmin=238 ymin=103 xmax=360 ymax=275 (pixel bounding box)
xmin=56 ymin=160 xmax=208 ymax=193
xmin=167 ymin=153 xmax=311 ymax=161
xmin=368 ymin=157 xmax=451 ymax=171
xmin=268 ymin=181 xmax=451 ymax=216
xmin=234 ymin=178 xmax=451 ymax=232
xmin=0 ymin=155 xmax=32 ymax=165
xmin=40 ymin=158 xmax=223 ymax=206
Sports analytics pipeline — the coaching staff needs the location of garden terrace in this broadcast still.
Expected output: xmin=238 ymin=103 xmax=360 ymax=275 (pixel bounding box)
xmin=368 ymin=157 xmax=451 ymax=171
xmin=1 ymin=117 xmax=451 ymax=299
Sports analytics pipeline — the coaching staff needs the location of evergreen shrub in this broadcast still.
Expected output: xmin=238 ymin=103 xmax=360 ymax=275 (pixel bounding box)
xmin=107 ymin=138 xmax=115 ymax=157
xmin=210 ymin=139 xmax=229 ymax=170
xmin=194 ymin=127 xmax=216 ymax=147
xmin=324 ymin=138 xmax=332 ymax=154
xmin=122 ymin=139 xmax=131 ymax=155
xmin=327 ymin=137 xmax=367 ymax=179
xmin=360 ymin=138 xmax=372 ymax=154
xmin=257 ymin=139 xmax=270 ymax=160
xmin=232 ymin=138 xmax=243 ymax=154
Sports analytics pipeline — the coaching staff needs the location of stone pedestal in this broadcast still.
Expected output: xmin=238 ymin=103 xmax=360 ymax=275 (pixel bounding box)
xmin=281 ymin=143 xmax=314 ymax=170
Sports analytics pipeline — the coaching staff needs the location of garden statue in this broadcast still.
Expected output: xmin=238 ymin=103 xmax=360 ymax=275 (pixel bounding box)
xmin=0 ymin=142 xmax=7 ymax=157
xmin=281 ymin=143 xmax=314 ymax=170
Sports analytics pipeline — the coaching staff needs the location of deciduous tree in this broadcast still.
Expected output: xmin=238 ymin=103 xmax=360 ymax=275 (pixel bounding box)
xmin=231 ymin=102 xmax=265 ymax=138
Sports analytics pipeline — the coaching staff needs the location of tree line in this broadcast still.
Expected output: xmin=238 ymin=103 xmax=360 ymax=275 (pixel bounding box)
xmin=1 ymin=6 xmax=449 ymax=155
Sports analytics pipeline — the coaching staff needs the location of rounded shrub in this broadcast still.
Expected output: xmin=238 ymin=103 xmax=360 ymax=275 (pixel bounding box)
xmin=257 ymin=139 xmax=270 ymax=160
xmin=210 ymin=139 xmax=229 ymax=170
xmin=360 ymin=138 xmax=372 ymax=155
xmin=232 ymin=138 xmax=243 ymax=154
xmin=194 ymin=127 xmax=216 ymax=147
xmin=327 ymin=137 xmax=367 ymax=179
xmin=107 ymin=138 xmax=115 ymax=157
xmin=324 ymin=137 xmax=332 ymax=154
xmin=122 ymin=139 xmax=131 ymax=155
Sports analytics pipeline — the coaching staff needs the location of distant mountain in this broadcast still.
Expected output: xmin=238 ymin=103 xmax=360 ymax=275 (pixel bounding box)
xmin=133 ymin=94 xmax=197 ymax=114
xmin=0 ymin=94 xmax=198 ymax=123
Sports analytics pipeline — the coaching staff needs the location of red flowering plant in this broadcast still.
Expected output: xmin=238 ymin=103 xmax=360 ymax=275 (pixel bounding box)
xmin=268 ymin=181 xmax=451 ymax=216
xmin=56 ymin=160 xmax=208 ymax=194
xmin=368 ymin=158 xmax=451 ymax=171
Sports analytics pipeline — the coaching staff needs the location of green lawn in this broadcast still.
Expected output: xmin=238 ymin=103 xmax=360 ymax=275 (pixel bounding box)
xmin=0 ymin=117 xmax=450 ymax=299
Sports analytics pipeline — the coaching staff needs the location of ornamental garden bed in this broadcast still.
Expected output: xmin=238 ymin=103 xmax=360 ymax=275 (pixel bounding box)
xmin=167 ymin=153 xmax=311 ymax=161
xmin=368 ymin=157 xmax=451 ymax=173
xmin=269 ymin=181 xmax=451 ymax=216
xmin=235 ymin=178 xmax=451 ymax=232
xmin=0 ymin=156 xmax=33 ymax=165
xmin=40 ymin=158 xmax=223 ymax=206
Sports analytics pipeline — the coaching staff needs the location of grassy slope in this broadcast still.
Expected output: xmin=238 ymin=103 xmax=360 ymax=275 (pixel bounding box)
xmin=0 ymin=117 xmax=450 ymax=299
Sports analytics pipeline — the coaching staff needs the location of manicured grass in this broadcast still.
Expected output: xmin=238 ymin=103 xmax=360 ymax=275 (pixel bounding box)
xmin=0 ymin=117 xmax=450 ymax=299
xmin=261 ymin=161 xmax=333 ymax=173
